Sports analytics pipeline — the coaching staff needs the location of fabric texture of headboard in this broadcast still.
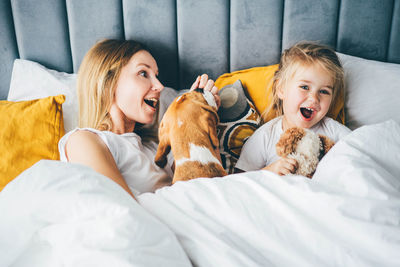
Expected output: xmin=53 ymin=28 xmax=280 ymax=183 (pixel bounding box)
xmin=1 ymin=0 xmax=399 ymax=100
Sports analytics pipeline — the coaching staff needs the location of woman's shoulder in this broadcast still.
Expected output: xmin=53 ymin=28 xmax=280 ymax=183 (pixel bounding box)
xmin=59 ymin=128 xmax=110 ymax=162
xmin=60 ymin=128 xmax=103 ymax=148
xmin=61 ymin=128 xmax=140 ymax=144
xmin=66 ymin=129 xmax=103 ymax=145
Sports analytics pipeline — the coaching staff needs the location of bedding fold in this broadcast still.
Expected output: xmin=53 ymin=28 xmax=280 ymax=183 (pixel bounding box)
xmin=0 ymin=161 xmax=191 ymax=267
xmin=138 ymin=120 xmax=400 ymax=267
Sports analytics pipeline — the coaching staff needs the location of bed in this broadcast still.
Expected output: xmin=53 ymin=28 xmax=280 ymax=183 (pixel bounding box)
xmin=1 ymin=0 xmax=400 ymax=266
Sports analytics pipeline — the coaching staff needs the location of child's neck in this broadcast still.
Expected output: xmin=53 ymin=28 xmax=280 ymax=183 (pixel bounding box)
xmin=281 ymin=117 xmax=292 ymax=131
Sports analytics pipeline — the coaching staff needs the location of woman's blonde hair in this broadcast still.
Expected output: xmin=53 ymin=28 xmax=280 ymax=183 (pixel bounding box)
xmin=262 ymin=42 xmax=344 ymax=123
xmin=77 ymin=39 xmax=155 ymax=133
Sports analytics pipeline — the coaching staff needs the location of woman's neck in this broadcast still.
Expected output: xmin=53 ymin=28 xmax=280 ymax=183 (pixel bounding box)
xmin=109 ymin=105 xmax=135 ymax=134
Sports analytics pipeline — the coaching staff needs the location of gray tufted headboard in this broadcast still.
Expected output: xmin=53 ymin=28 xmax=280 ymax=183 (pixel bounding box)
xmin=1 ymin=0 xmax=399 ymax=100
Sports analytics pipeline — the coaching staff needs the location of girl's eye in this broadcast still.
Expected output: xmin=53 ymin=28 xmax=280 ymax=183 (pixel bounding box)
xmin=320 ymin=89 xmax=331 ymax=95
xmin=139 ymin=70 xmax=147 ymax=77
xmin=300 ymin=85 xmax=309 ymax=90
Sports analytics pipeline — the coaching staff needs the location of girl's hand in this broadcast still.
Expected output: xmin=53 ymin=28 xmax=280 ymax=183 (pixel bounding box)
xmin=262 ymin=157 xmax=298 ymax=176
xmin=190 ymin=74 xmax=221 ymax=109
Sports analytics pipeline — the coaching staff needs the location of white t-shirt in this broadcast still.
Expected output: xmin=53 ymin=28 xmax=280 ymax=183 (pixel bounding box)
xmin=235 ymin=116 xmax=351 ymax=171
xmin=58 ymin=128 xmax=174 ymax=195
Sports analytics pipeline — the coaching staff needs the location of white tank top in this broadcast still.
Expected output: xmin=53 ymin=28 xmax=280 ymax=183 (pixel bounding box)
xmin=58 ymin=128 xmax=173 ymax=195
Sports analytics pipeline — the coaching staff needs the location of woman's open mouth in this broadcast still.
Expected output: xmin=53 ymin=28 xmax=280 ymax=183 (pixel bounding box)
xmin=144 ymin=98 xmax=158 ymax=109
xmin=300 ymin=107 xmax=314 ymax=120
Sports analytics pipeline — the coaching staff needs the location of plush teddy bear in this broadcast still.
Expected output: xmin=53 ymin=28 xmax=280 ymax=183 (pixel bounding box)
xmin=276 ymin=127 xmax=335 ymax=178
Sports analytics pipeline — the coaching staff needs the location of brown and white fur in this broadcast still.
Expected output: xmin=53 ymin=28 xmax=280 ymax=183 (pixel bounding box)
xmin=155 ymin=89 xmax=227 ymax=183
xmin=276 ymin=127 xmax=335 ymax=178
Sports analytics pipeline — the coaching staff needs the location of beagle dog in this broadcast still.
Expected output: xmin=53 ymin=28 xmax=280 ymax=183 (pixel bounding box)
xmin=155 ymin=89 xmax=227 ymax=183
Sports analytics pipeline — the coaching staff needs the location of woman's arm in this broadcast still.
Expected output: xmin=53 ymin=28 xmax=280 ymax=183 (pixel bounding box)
xmin=65 ymin=130 xmax=136 ymax=199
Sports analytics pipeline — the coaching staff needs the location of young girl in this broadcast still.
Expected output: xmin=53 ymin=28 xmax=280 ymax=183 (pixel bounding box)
xmin=58 ymin=39 xmax=220 ymax=199
xmin=235 ymin=42 xmax=351 ymax=175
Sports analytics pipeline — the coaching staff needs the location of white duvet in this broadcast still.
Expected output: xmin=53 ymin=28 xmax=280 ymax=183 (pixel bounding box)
xmin=1 ymin=120 xmax=399 ymax=267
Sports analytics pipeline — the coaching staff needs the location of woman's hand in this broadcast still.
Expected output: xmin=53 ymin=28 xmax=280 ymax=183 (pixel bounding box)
xmin=190 ymin=74 xmax=221 ymax=109
xmin=262 ymin=157 xmax=298 ymax=176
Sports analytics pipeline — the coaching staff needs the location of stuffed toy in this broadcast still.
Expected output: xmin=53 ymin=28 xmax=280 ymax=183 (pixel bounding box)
xmin=276 ymin=127 xmax=335 ymax=178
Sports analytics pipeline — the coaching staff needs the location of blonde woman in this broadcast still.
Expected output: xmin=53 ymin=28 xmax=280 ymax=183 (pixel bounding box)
xmin=58 ymin=39 xmax=220 ymax=199
xmin=235 ymin=42 xmax=351 ymax=175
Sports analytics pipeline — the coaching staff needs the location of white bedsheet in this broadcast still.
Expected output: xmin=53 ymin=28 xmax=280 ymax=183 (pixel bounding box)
xmin=1 ymin=120 xmax=399 ymax=267
xmin=0 ymin=162 xmax=191 ymax=267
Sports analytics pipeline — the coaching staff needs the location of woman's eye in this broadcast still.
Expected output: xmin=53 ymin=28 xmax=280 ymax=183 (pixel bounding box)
xmin=300 ymin=85 xmax=309 ymax=90
xmin=139 ymin=70 xmax=147 ymax=77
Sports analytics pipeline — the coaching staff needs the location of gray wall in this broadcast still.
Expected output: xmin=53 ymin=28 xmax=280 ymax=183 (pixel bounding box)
xmin=1 ymin=0 xmax=399 ymax=99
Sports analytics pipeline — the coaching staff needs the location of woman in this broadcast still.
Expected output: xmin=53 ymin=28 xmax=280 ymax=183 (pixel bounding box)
xmin=58 ymin=39 xmax=220 ymax=199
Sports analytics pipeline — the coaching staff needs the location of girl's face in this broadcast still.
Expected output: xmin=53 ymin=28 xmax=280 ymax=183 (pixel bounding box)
xmin=278 ymin=64 xmax=333 ymax=130
xmin=111 ymin=50 xmax=164 ymax=131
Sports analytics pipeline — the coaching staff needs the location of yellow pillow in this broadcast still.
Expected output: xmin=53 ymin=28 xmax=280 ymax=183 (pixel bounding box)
xmin=0 ymin=95 xmax=65 ymax=191
xmin=215 ymin=64 xmax=345 ymax=124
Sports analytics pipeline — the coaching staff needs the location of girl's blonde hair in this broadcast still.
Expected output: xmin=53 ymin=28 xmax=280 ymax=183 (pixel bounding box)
xmin=262 ymin=42 xmax=344 ymax=123
xmin=77 ymin=39 xmax=159 ymax=139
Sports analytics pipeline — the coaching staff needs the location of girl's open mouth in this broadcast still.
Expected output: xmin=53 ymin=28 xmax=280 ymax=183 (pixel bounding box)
xmin=144 ymin=98 xmax=158 ymax=108
xmin=300 ymin=107 xmax=314 ymax=120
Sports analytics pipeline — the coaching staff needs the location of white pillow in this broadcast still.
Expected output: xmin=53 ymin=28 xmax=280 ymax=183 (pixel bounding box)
xmin=338 ymin=53 xmax=400 ymax=130
xmin=8 ymin=59 xmax=78 ymax=133
xmin=7 ymin=59 xmax=179 ymax=133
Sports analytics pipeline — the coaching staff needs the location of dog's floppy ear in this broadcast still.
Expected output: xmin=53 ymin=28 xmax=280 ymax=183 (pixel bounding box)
xmin=276 ymin=127 xmax=305 ymax=157
xmin=155 ymin=120 xmax=171 ymax=168
xmin=208 ymin=116 xmax=220 ymax=149
xmin=200 ymin=103 xmax=219 ymax=120
xmin=200 ymin=106 xmax=220 ymax=149
xmin=318 ymin=134 xmax=335 ymax=160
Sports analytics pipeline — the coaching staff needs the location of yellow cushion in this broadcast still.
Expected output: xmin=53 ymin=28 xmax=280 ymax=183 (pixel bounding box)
xmin=215 ymin=64 xmax=345 ymax=124
xmin=0 ymin=95 xmax=65 ymax=191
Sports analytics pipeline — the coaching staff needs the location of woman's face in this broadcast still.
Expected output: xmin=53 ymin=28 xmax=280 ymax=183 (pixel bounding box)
xmin=111 ymin=50 xmax=164 ymax=130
